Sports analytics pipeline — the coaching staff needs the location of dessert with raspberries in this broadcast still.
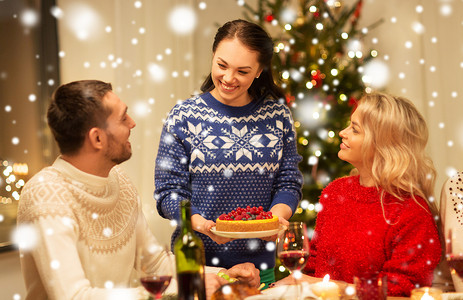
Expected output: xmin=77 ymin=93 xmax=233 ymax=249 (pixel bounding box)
xmin=215 ymin=206 xmax=279 ymax=232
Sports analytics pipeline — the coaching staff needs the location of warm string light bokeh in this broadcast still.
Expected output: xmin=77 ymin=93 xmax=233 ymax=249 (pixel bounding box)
xmin=0 ymin=160 xmax=28 ymax=204
xmin=239 ymin=0 xmax=379 ymax=230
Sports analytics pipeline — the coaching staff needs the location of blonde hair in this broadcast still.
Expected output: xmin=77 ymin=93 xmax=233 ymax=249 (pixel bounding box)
xmin=351 ymin=92 xmax=437 ymax=216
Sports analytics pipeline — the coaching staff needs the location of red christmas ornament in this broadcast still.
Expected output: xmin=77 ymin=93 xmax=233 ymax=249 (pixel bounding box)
xmin=265 ymin=14 xmax=274 ymax=22
xmin=311 ymin=69 xmax=323 ymax=87
xmin=348 ymin=96 xmax=359 ymax=107
xmin=285 ymin=93 xmax=295 ymax=105
xmin=353 ymin=0 xmax=364 ymax=23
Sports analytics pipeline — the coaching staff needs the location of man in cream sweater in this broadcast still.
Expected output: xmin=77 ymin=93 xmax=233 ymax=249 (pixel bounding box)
xmin=17 ymin=80 xmax=259 ymax=300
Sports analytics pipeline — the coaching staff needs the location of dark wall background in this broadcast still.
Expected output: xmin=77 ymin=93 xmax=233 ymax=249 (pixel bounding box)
xmin=0 ymin=0 xmax=59 ymax=249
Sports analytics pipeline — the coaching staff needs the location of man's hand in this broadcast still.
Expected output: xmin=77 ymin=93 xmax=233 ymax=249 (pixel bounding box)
xmin=205 ymin=273 xmax=223 ymax=300
xmin=222 ymin=262 xmax=260 ymax=288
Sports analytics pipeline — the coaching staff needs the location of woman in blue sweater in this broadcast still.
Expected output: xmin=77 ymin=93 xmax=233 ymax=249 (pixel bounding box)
xmin=154 ymin=19 xmax=303 ymax=287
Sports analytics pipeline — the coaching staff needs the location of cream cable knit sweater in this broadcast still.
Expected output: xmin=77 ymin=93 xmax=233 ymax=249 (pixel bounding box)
xmin=17 ymin=157 xmax=176 ymax=300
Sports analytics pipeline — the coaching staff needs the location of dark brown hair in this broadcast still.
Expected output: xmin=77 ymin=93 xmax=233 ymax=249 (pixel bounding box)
xmin=200 ymin=19 xmax=284 ymax=101
xmin=47 ymin=80 xmax=113 ymax=155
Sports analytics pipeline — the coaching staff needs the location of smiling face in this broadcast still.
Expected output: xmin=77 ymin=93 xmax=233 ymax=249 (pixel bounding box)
xmin=338 ymin=109 xmax=366 ymax=170
xmin=209 ymin=38 xmax=262 ymax=107
xmin=102 ymin=91 xmax=136 ymax=165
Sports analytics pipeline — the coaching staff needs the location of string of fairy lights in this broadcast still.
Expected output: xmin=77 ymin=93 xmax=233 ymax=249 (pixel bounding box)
xmin=0 ymin=160 xmax=28 ymax=205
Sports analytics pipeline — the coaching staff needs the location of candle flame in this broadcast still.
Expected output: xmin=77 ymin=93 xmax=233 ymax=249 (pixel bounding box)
xmin=322 ymin=274 xmax=330 ymax=283
xmin=421 ymin=291 xmax=434 ymax=300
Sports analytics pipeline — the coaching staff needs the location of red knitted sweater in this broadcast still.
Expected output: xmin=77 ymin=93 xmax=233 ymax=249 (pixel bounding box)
xmin=303 ymin=176 xmax=442 ymax=296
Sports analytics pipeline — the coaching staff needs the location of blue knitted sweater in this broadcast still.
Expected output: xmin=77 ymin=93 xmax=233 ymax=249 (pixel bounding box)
xmin=155 ymin=92 xmax=303 ymax=270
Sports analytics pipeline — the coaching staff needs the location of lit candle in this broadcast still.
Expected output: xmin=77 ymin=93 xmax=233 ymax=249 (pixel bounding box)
xmin=421 ymin=292 xmax=434 ymax=300
xmin=410 ymin=287 xmax=442 ymax=300
xmin=311 ymin=274 xmax=340 ymax=300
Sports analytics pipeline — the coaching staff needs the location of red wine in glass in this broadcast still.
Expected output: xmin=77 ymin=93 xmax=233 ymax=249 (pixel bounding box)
xmin=279 ymin=250 xmax=309 ymax=271
xmin=140 ymin=275 xmax=172 ymax=299
xmin=446 ymin=229 xmax=463 ymax=279
xmin=447 ymin=255 xmax=463 ymax=278
xmin=277 ymin=222 xmax=310 ymax=300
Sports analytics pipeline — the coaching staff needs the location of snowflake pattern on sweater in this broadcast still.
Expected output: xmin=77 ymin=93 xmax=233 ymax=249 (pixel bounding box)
xmin=304 ymin=176 xmax=442 ymax=297
xmin=155 ymin=92 xmax=303 ymax=270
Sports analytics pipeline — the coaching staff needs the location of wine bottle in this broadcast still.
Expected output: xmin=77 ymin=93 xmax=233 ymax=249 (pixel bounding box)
xmin=174 ymin=200 xmax=206 ymax=300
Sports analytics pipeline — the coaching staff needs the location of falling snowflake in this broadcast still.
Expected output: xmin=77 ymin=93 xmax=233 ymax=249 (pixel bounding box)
xmin=61 ymin=216 xmax=74 ymax=227
xmin=247 ymin=239 xmax=259 ymax=251
xmin=133 ymin=101 xmax=150 ymax=117
xmin=412 ymin=21 xmax=425 ymax=34
xmin=362 ymin=59 xmax=390 ymax=89
xmin=211 ymin=257 xmax=219 ymax=265
xmin=20 ymin=8 xmax=39 ymax=28
xmin=148 ymin=243 xmax=163 ymax=254
xmin=223 ymin=168 xmax=233 ymax=178
xmin=198 ymin=2 xmax=207 ymax=10
xmin=221 ymin=285 xmax=232 ymax=295
xmin=281 ymin=7 xmax=297 ymax=23
xmin=50 ymin=260 xmax=60 ymax=270
xmin=293 ymin=270 xmax=302 ymax=279
xmin=159 ymin=159 xmax=172 ymax=171
xmin=345 ymin=285 xmax=356 ymax=296
xmin=103 ymin=227 xmax=113 ymax=237
xmin=50 ymin=6 xmax=63 ymax=19
xmin=13 ymin=224 xmax=38 ymax=251
xmin=105 ymin=280 xmax=114 ymax=289
xmin=440 ymin=4 xmax=452 ymax=16
xmin=168 ymin=5 xmax=197 ymax=35
xmin=64 ymin=3 xmax=103 ymax=40
xmin=148 ymin=63 xmax=166 ymax=83
xmin=265 ymin=242 xmax=275 ymax=252
xmin=170 ymin=219 xmax=178 ymax=227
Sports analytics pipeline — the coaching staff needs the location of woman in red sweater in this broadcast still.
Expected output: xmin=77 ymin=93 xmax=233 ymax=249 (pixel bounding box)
xmin=301 ymin=93 xmax=441 ymax=296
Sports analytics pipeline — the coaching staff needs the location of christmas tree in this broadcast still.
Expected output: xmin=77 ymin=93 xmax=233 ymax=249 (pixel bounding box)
xmin=238 ymin=0 xmax=382 ymax=278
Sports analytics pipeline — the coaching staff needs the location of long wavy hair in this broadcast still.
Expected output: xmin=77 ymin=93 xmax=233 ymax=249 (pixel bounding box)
xmin=200 ymin=19 xmax=284 ymax=101
xmin=351 ymin=93 xmax=438 ymax=217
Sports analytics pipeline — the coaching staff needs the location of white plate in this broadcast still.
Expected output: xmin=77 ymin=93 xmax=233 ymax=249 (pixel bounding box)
xmin=246 ymin=283 xmax=318 ymax=300
xmin=210 ymin=224 xmax=286 ymax=239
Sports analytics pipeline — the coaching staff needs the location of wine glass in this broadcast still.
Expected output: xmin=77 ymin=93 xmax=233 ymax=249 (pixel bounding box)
xmin=138 ymin=248 xmax=173 ymax=300
xmin=277 ymin=222 xmax=310 ymax=300
xmin=446 ymin=229 xmax=463 ymax=279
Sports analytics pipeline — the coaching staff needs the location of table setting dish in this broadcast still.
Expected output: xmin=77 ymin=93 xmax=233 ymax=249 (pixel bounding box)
xmin=245 ymin=282 xmax=318 ymax=300
xmin=210 ymin=224 xmax=286 ymax=239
